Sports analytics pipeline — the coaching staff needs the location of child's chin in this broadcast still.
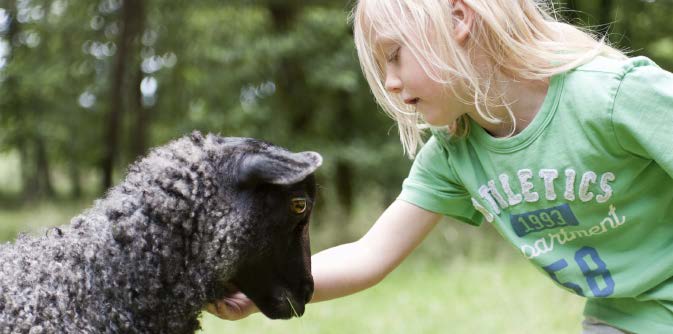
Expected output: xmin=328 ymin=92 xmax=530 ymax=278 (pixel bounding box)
xmin=423 ymin=116 xmax=453 ymax=127
xmin=421 ymin=109 xmax=459 ymax=127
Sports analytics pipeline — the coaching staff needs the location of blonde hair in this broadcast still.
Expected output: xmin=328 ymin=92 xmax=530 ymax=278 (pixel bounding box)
xmin=350 ymin=0 xmax=626 ymax=157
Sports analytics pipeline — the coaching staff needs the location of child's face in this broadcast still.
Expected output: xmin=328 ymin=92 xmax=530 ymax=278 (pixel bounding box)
xmin=380 ymin=40 xmax=467 ymax=127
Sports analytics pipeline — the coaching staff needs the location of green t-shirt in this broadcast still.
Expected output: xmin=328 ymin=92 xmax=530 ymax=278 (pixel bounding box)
xmin=398 ymin=56 xmax=673 ymax=333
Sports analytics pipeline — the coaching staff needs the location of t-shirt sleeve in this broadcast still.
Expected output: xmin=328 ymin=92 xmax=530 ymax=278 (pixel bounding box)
xmin=397 ymin=135 xmax=483 ymax=226
xmin=611 ymin=58 xmax=673 ymax=177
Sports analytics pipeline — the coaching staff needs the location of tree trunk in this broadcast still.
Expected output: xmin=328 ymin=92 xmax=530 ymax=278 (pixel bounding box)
xmin=334 ymin=90 xmax=355 ymax=216
xmin=3 ymin=0 xmax=52 ymax=202
xmin=267 ymin=2 xmax=312 ymax=134
xmin=268 ymin=2 xmax=299 ymax=31
xmin=68 ymin=135 xmax=83 ymax=199
xmin=59 ymin=24 xmax=83 ymax=199
xmin=18 ymin=136 xmax=53 ymax=201
xmin=563 ymin=0 xmax=580 ymax=24
xmin=597 ymin=0 xmax=614 ymax=39
xmin=131 ymin=68 xmax=150 ymax=161
xmin=101 ymin=0 xmax=145 ymax=190
xmin=4 ymin=0 xmax=24 ymax=196
xmin=126 ymin=0 xmax=148 ymax=163
xmin=335 ymin=160 xmax=354 ymax=216
xmin=18 ymin=142 xmax=34 ymax=202
xmin=69 ymin=160 xmax=83 ymax=199
xmin=34 ymin=136 xmax=54 ymax=198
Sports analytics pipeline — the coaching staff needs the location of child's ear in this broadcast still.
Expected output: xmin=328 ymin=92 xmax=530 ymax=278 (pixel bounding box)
xmin=450 ymin=0 xmax=473 ymax=45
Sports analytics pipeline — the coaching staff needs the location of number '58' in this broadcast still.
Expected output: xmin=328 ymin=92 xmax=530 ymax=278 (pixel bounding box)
xmin=543 ymin=246 xmax=615 ymax=297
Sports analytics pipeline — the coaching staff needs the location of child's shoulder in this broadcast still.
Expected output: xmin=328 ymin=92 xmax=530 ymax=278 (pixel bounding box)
xmin=572 ymin=55 xmax=660 ymax=77
xmin=569 ymin=55 xmax=672 ymax=102
xmin=560 ymin=55 xmax=667 ymax=107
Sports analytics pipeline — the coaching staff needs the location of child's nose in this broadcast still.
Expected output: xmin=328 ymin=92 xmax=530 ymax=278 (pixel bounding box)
xmin=384 ymin=72 xmax=402 ymax=93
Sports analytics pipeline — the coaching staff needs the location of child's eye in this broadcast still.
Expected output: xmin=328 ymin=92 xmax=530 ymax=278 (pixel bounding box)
xmin=386 ymin=46 xmax=400 ymax=63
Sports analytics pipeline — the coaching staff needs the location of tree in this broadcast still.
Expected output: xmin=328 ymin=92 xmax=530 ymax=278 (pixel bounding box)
xmin=101 ymin=0 xmax=146 ymax=190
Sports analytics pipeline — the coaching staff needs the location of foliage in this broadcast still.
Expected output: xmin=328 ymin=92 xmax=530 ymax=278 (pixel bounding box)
xmin=199 ymin=262 xmax=584 ymax=333
xmin=0 ymin=0 xmax=672 ymax=208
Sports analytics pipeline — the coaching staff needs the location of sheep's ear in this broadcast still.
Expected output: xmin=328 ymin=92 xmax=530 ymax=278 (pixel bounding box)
xmin=237 ymin=151 xmax=322 ymax=186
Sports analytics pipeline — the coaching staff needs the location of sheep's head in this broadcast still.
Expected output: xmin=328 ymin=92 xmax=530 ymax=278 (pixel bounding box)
xmin=123 ymin=132 xmax=321 ymax=320
xmin=225 ymin=145 xmax=320 ymax=319
xmin=184 ymin=132 xmax=320 ymax=319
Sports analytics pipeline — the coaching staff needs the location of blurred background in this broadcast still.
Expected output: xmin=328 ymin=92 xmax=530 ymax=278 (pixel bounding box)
xmin=0 ymin=0 xmax=671 ymax=333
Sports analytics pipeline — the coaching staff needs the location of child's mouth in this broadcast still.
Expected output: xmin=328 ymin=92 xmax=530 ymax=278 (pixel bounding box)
xmin=404 ymin=98 xmax=420 ymax=105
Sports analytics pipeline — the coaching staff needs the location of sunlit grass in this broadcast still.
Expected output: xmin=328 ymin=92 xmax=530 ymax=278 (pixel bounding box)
xmin=200 ymin=213 xmax=584 ymax=334
xmin=198 ymin=253 xmax=584 ymax=334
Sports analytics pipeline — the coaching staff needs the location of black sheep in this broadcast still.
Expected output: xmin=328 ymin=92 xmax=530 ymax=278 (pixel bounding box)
xmin=0 ymin=132 xmax=321 ymax=333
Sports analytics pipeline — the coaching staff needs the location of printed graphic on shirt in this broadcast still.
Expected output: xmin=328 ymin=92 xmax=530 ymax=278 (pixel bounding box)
xmin=510 ymin=203 xmax=580 ymax=237
xmin=469 ymin=167 xmax=627 ymax=262
xmin=520 ymin=204 xmax=626 ymax=259
xmin=470 ymin=168 xmax=615 ymax=222
xmin=543 ymin=245 xmax=615 ymax=297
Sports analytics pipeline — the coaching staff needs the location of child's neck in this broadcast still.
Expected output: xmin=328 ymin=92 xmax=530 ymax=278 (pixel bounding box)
xmin=469 ymin=77 xmax=550 ymax=138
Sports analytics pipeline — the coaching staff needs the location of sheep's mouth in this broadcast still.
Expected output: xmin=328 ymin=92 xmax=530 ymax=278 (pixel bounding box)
xmin=212 ymin=282 xmax=304 ymax=319
xmin=251 ymin=290 xmax=307 ymax=319
xmin=221 ymin=282 xmax=238 ymax=294
xmin=230 ymin=277 xmax=310 ymax=320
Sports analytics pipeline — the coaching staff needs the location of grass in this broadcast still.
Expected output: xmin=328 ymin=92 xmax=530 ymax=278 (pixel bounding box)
xmin=198 ymin=250 xmax=584 ymax=334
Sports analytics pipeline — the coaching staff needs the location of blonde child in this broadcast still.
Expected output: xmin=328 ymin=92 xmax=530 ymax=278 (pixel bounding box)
xmin=208 ymin=0 xmax=673 ymax=332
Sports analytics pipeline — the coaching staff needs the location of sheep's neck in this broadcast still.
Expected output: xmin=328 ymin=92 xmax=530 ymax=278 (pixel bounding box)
xmin=78 ymin=213 xmax=215 ymax=332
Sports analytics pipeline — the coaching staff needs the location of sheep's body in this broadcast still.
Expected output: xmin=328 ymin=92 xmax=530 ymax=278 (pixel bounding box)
xmin=0 ymin=132 xmax=321 ymax=333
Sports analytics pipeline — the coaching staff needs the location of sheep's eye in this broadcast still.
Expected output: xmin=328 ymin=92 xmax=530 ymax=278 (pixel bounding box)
xmin=290 ymin=197 xmax=308 ymax=214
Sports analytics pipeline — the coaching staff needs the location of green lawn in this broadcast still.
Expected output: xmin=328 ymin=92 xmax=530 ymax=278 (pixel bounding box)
xmin=199 ymin=215 xmax=586 ymax=334
xmin=199 ymin=254 xmax=584 ymax=334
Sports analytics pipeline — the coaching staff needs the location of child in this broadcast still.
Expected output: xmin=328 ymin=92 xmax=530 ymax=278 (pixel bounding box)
xmin=208 ymin=0 xmax=673 ymax=332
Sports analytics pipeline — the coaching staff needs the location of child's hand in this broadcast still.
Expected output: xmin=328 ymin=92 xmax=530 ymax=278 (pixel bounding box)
xmin=205 ymin=291 xmax=259 ymax=320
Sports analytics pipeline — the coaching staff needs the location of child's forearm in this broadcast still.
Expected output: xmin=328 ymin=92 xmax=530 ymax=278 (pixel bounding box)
xmin=205 ymin=201 xmax=438 ymax=320
xmin=309 ymin=200 xmax=440 ymax=303
xmin=309 ymin=241 xmax=389 ymax=303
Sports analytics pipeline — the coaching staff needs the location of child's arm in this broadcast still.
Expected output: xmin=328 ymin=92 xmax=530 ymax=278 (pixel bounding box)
xmin=206 ymin=199 xmax=441 ymax=319
xmin=310 ymin=199 xmax=440 ymax=302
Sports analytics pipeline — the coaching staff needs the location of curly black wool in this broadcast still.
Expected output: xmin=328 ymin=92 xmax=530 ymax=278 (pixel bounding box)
xmin=0 ymin=132 xmax=321 ymax=334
